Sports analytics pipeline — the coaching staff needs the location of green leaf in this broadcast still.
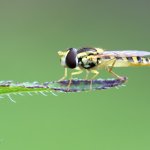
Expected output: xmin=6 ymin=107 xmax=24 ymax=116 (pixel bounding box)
xmin=0 ymin=77 xmax=127 ymax=96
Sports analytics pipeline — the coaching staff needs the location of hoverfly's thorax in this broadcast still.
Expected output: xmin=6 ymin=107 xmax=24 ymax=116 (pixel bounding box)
xmin=78 ymin=54 xmax=101 ymax=69
xmin=76 ymin=47 xmax=103 ymax=69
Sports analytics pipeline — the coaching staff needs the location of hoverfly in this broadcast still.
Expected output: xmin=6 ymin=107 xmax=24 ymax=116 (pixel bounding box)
xmin=58 ymin=47 xmax=150 ymax=87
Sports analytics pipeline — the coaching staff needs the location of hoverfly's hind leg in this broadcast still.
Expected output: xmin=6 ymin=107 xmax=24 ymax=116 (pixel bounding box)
xmin=90 ymin=70 xmax=100 ymax=90
xmin=58 ymin=68 xmax=68 ymax=81
xmin=106 ymin=59 xmax=124 ymax=80
xmin=67 ymin=69 xmax=83 ymax=90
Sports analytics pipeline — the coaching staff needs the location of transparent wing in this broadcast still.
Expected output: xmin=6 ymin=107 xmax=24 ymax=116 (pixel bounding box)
xmin=102 ymin=50 xmax=150 ymax=57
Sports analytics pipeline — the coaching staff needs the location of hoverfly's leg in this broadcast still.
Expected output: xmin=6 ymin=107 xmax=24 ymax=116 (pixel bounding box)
xmin=106 ymin=59 xmax=124 ymax=80
xmin=85 ymin=70 xmax=90 ymax=80
xmin=90 ymin=70 xmax=100 ymax=90
xmin=91 ymin=70 xmax=99 ymax=79
xmin=58 ymin=68 xmax=68 ymax=81
xmin=67 ymin=69 xmax=83 ymax=90
xmin=107 ymin=68 xmax=120 ymax=78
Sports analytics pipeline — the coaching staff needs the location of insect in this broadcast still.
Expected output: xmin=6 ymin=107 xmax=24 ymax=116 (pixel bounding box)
xmin=58 ymin=47 xmax=150 ymax=86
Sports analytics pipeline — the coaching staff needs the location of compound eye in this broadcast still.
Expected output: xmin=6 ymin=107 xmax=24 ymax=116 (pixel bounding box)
xmin=66 ymin=48 xmax=77 ymax=69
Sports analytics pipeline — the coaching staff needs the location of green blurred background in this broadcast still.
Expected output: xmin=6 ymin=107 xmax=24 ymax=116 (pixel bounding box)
xmin=0 ymin=0 xmax=150 ymax=149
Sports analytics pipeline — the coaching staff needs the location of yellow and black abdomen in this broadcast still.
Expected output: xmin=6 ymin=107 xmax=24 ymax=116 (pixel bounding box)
xmin=114 ymin=56 xmax=150 ymax=67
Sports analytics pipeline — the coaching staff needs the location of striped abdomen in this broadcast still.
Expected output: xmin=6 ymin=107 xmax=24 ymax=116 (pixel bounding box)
xmin=114 ymin=56 xmax=150 ymax=67
xmin=101 ymin=56 xmax=150 ymax=67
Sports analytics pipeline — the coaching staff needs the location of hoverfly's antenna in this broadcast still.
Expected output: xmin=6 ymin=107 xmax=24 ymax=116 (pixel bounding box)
xmin=58 ymin=51 xmax=66 ymax=56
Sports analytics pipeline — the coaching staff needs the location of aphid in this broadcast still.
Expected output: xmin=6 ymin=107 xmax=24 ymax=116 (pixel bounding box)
xmin=58 ymin=47 xmax=150 ymax=86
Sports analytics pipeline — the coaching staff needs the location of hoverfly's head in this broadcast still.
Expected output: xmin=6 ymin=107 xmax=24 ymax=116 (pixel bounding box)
xmin=58 ymin=48 xmax=78 ymax=69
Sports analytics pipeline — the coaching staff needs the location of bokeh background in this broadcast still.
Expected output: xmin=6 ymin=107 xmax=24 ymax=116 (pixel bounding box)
xmin=0 ymin=0 xmax=150 ymax=149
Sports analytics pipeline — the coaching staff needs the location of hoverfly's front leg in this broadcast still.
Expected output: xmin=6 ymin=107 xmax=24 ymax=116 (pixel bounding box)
xmin=67 ymin=69 xmax=83 ymax=90
xmin=106 ymin=59 xmax=124 ymax=80
xmin=58 ymin=68 xmax=68 ymax=81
